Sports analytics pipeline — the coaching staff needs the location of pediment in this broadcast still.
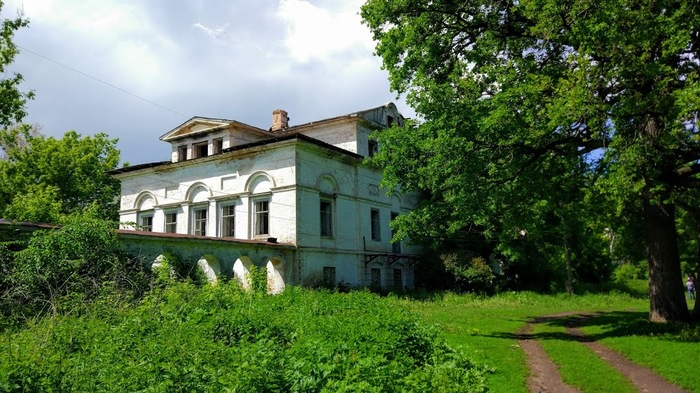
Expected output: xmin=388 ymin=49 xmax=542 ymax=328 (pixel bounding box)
xmin=160 ymin=117 xmax=232 ymax=141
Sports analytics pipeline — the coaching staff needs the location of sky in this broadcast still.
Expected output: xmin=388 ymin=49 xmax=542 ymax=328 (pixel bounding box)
xmin=1 ymin=0 xmax=413 ymax=165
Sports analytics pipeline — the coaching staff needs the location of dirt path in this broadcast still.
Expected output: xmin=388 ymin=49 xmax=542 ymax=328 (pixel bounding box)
xmin=517 ymin=313 xmax=687 ymax=393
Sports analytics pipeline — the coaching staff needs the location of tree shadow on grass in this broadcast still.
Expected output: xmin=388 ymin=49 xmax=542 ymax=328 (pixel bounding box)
xmin=490 ymin=311 xmax=700 ymax=343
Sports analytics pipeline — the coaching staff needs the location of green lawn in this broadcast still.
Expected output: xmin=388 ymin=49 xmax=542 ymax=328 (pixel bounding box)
xmin=400 ymin=291 xmax=698 ymax=393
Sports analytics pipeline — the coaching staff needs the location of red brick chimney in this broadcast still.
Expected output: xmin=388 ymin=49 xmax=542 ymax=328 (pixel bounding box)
xmin=271 ymin=109 xmax=289 ymax=131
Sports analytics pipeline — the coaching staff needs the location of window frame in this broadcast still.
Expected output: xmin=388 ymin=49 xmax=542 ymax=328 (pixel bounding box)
xmin=370 ymin=208 xmax=381 ymax=241
xmin=213 ymin=138 xmax=223 ymax=154
xmin=370 ymin=267 xmax=381 ymax=289
xmin=393 ymin=268 xmax=403 ymax=289
xmin=164 ymin=211 xmax=177 ymax=233
xmin=191 ymin=205 xmax=208 ymax=236
xmin=320 ymin=197 xmax=334 ymax=238
xmin=252 ymin=198 xmax=270 ymax=238
xmin=220 ymin=202 xmax=236 ymax=238
xmin=323 ymin=266 xmax=336 ymax=287
xmin=368 ymin=138 xmax=378 ymax=157
xmin=177 ymin=145 xmax=188 ymax=161
xmin=193 ymin=141 xmax=208 ymax=158
xmin=138 ymin=211 xmax=154 ymax=232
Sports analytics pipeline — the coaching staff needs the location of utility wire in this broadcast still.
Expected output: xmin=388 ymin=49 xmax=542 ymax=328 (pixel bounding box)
xmin=18 ymin=45 xmax=188 ymax=118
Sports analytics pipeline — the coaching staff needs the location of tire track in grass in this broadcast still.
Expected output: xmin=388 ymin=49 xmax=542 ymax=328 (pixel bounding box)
xmin=565 ymin=315 xmax=687 ymax=393
xmin=517 ymin=318 xmax=580 ymax=393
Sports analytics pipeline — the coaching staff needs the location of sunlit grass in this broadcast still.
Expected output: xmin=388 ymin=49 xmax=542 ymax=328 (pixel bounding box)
xmin=397 ymin=291 xmax=651 ymax=393
xmin=532 ymin=319 xmax=637 ymax=393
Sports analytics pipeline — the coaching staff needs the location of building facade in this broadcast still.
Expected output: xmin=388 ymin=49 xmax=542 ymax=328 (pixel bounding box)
xmin=112 ymin=103 xmax=419 ymax=291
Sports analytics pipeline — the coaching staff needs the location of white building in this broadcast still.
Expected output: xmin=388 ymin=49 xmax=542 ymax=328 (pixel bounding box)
xmin=112 ymin=103 xmax=419 ymax=290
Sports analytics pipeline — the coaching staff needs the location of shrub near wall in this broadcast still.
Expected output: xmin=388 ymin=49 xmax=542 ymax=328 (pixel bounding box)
xmin=1 ymin=284 xmax=490 ymax=392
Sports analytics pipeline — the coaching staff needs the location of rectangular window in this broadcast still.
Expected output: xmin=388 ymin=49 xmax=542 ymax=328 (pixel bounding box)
xmin=370 ymin=208 xmax=381 ymax=241
xmin=213 ymin=138 xmax=223 ymax=154
xmin=221 ymin=204 xmax=235 ymax=237
xmin=139 ymin=213 xmax=153 ymax=232
xmin=387 ymin=115 xmax=394 ymax=127
xmin=391 ymin=212 xmax=401 ymax=253
xmin=177 ymin=145 xmax=188 ymax=161
xmin=368 ymin=139 xmax=378 ymax=157
xmin=254 ymin=199 xmax=269 ymax=236
xmin=193 ymin=207 xmax=207 ymax=236
xmin=393 ymin=268 xmax=403 ymax=289
xmin=194 ymin=142 xmax=208 ymax=158
xmin=371 ymin=268 xmax=381 ymax=289
xmin=320 ymin=199 xmax=333 ymax=237
xmin=165 ymin=212 xmax=177 ymax=233
xmin=323 ymin=266 xmax=336 ymax=287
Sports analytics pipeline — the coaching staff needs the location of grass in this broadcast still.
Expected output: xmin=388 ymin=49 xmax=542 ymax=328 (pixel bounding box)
xmin=531 ymin=318 xmax=637 ymax=393
xmin=396 ymin=290 xmax=700 ymax=393
xmin=579 ymin=308 xmax=700 ymax=392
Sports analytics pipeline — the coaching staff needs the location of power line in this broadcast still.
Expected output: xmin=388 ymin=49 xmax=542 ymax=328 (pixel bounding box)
xmin=17 ymin=45 xmax=188 ymax=118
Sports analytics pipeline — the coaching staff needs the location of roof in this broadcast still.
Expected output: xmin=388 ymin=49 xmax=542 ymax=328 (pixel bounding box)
xmin=108 ymin=133 xmax=364 ymax=176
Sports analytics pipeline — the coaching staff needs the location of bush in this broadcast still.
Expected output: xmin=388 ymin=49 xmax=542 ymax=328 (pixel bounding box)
xmin=441 ymin=253 xmax=496 ymax=294
xmin=3 ymin=217 xmax=148 ymax=321
xmin=0 ymin=285 xmax=490 ymax=392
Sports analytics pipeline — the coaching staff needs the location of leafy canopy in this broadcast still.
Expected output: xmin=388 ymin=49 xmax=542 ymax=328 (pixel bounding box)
xmin=0 ymin=128 xmax=122 ymax=222
xmin=362 ymin=0 xmax=700 ymax=320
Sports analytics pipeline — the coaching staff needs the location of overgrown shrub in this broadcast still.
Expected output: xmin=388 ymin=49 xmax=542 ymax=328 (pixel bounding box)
xmin=3 ymin=217 xmax=148 ymax=321
xmin=0 ymin=285 xmax=490 ymax=392
xmin=441 ymin=252 xmax=496 ymax=294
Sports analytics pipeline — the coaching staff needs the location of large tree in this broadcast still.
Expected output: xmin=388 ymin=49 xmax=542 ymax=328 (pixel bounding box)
xmin=362 ymin=0 xmax=700 ymax=322
xmin=0 ymin=128 xmax=121 ymax=222
xmin=0 ymin=1 xmax=33 ymax=128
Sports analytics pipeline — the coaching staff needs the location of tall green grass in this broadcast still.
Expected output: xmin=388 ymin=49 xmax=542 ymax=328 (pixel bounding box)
xmin=1 ymin=283 xmax=490 ymax=392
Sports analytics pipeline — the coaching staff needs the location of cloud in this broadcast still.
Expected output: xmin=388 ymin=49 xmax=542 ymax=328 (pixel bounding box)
xmin=192 ymin=22 xmax=230 ymax=39
xmin=276 ymin=0 xmax=372 ymax=64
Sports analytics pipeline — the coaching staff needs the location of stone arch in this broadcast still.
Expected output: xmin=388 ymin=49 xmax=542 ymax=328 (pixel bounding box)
xmin=316 ymin=174 xmax=339 ymax=195
xmin=245 ymin=171 xmax=275 ymax=194
xmin=134 ymin=191 xmax=157 ymax=210
xmin=266 ymin=258 xmax=286 ymax=294
xmin=197 ymin=254 xmax=221 ymax=284
xmin=185 ymin=182 xmax=212 ymax=203
xmin=152 ymin=252 xmax=178 ymax=278
xmin=232 ymin=256 xmax=254 ymax=291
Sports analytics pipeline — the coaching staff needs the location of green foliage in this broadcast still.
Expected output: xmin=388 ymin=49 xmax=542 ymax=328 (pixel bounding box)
xmin=0 ymin=6 xmax=33 ymax=129
xmin=361 ymin=0 xmax=700 ymax=320
xmin=613 ymin=263 xmax=642 ymax=283
xmin=0 ymin=286 xmax=490 ymax=392
xmin=441 ymin=253 xmax=496 ymax=294
xmin=2 ymin=216 xmax=148 ymax=321
xmin=0 ymin=129 xmax=121 ymax=222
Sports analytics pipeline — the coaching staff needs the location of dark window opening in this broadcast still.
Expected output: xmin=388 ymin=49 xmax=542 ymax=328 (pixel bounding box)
xmin=323 ymin=266 xmax=336 ymax=287
xmin=178 ymin=146 xmax=188 ymax=161
xmin=368 ymin=139 xmax=378 ymax=157
xmin=194 ymin=142 xmax=208 ymax=158
xmin=213 ymin=138 xmax=223 ymax=154
xmin=393 ymin=268 xmax=403 ymax=289
xmin=371 ymin=208 xmax=381 ymax=241
xmin=320 ymin=199 xmax=333 ymax=237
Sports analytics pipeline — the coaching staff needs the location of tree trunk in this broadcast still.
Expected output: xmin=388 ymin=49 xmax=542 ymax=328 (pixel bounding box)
xmin=644 ymin=198 xmax=690 ymax=322
xmin=694 ymin=219 xmax=700 ymax=320
xmin=564 ymin=237 xmax=573 ymax=295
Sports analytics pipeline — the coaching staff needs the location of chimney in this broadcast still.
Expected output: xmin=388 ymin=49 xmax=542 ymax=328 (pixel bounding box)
xmin=271 ymin=109 xmax=289 ymax=131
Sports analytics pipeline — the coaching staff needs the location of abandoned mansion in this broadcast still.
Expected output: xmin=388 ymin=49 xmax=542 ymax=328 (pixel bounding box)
xmin=111 ymin=103 xmax=419 ymax=292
